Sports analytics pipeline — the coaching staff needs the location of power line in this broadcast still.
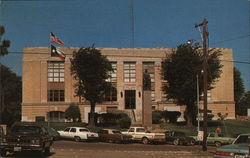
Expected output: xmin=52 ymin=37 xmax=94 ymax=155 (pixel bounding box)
xmin=210 ymin=35 xmax=250 ymax=45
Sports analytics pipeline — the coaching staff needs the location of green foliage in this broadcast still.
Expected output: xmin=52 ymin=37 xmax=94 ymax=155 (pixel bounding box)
xmin=234 ymin=67 xmax=245 ymax=115
xmin=162 ymin=111 xmax=181 ymax=123
xmin=237 ymin=91 xmax=250 ymax=116
xmin=152 ymin=110 xmax=163 ymax=124
xmin=70 ymin=46 xmax=113 ymax=126
xmin=98 ymin=112 xmax=131 ymax=128
xmin=161 ymin=44 xmax=222 ymax=126
xmin=0 ymin=26 xmax=10 ymax=56
xmin=119 ymin=117 xmax=131 ymax=129
xmin=0 ymin=65 xmax=22 ymax=127
xmin=65 ymin=104 xmax=81 ymax=122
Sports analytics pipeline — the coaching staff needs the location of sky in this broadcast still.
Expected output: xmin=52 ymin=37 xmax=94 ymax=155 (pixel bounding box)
xmin=0 ymin=0 xmax=249 ymax=90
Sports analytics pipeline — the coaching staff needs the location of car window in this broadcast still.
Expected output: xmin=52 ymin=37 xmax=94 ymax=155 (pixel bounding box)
xmin=175 ymin=132 xmax=185 ymax=137
xmin=79 ymin=129 xmax=89 ymax=132
xmin=128 ymin=128 xmax=134 ymax=132
xmin=210 ymin=133 xmax=215 ymax=137
xmin=234 ymin=135 xmax=250 ymax=144
xmin=100 ymin=130 xmax=108 ymax=134
xmin=136 ymin=128 xmax=146 ymax=132
xmin=112 ymin=130 xmax=121 ymax=134
xmin=64 ymin=128 xmax=70 ymax=132
xmin=11 ymin=126 xmax=42 ymax=134
xmin=70 ymin=128 xmax=76 ymax=133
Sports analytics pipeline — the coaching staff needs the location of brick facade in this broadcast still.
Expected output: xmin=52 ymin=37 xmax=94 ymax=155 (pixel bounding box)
xmin=22 ymin=47 xmax=235 ymax=123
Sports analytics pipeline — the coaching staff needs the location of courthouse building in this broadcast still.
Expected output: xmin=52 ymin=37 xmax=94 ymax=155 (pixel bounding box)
xmin=22 ymin=47 xmax=235 ymax=123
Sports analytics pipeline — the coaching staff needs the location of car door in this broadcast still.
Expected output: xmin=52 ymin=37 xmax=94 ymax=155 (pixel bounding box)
xmin=60 ymin=127 xmax=71 ymax=138
xmin=69 ymin=128 xmax=77 ymax=139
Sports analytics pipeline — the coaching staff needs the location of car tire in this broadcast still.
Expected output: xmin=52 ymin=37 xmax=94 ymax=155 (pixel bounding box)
xmin=44 ymin=147 xmax=51 ymax=155
xmin=189 ymin=139 xmax=195 ymax=146
xmin=74 ymin=136 xmax=81 ymax=142
xmin=0 ymin=149 xmax=7 ymax=157
xmin=142 ymin=138 xmax=149 ymax=145
xmin=173 ymin=139 xmax=179 ymax=145
xmin=215 ymin=141 xmax=222 ymax=147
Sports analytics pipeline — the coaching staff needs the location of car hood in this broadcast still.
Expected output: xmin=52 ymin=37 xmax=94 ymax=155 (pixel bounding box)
xmin=217 ymin=143 xmax=249 ymax=154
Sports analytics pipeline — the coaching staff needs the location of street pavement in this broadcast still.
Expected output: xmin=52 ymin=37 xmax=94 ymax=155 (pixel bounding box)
xmin=2 ymin=140 xmax=216 ymax=158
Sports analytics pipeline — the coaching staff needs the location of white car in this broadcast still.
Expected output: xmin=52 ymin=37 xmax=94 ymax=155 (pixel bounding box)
xmin=58 ymin=127 xmax=99 ymax=142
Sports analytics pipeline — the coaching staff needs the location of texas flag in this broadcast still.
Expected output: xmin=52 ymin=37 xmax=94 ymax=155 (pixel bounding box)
xmin=50 ymin=32 xmax=64 ymax=45
xmin=51 ymin=45 xmax=66 ymax=60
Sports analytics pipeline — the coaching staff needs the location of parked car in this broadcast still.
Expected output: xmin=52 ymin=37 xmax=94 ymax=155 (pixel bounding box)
xmin=45 ymin=127 xmax=60 ymax=141
xmin=0 ymin=124 xmax=53 ymax=157
xmin=165 ymin=131 xmax=195 ymax=145
xmin=98 ymin=129 xmax=132 ymax=143
xmin=214 ymin=133 xmax=250 ymax=158
xmin=58 ymin=127 xmax=98 ymax=142
xmin=122 ymin=127 xmax=165 ymax=144
xmin=192 ymin=132 xmax=235 ymax=147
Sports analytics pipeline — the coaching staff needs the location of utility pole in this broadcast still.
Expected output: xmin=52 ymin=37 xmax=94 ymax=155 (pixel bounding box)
xmin=195 ymin=19 xmax=208 ymax=151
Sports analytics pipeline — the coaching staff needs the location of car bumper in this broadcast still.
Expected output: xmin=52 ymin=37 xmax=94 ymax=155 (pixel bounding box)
xmin=0 ymin=144 xmax=44 ymax=152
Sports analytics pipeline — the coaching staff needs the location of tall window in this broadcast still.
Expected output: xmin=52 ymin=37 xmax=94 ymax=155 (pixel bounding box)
xmin=48 ymin=90 xmax=64 ymax=102
xmin=48 ymin=61 xmax=65 ymax=82
xmin=124 ymin=62 xmax=136 ymax=82
xmin=47 ymin=61 xmax=65 ymax=102
xmin=105 ymin=62 xmax=117 ymax=101
xmin=143 ymin=62 xmax=155 ymax=101
xmin=106 ymin=62 xmax=117 ymax=82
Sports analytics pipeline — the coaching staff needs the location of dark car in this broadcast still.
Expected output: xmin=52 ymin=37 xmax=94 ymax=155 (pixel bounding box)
xmin=45 ymin=126 xmax=60 ymax=141
xmin=165 ymin=131 xmax=195 ymax=145
xmin=98 ymin=129 xmax=132 ymax=143
xmin=0 ymin=124 xmax=53 ymax=157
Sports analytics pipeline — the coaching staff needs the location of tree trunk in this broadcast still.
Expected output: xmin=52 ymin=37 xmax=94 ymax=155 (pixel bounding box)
xmin=88 ymin=101 xmax=96 ymax=127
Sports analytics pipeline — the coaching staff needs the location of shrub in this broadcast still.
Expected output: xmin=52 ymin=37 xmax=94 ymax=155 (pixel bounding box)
xmin=162 ymin=111 xmax=181 ymax=123
xmin=119 ymin=117 xmax=131 ymax=129
xmin=152 ymin=110 xmax=163 ymax=124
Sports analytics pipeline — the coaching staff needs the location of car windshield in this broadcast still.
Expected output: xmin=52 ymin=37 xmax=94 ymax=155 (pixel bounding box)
xmin=11 ymin=126 xmax=42 ymax=134
xmin=136 ymin=128 xmax=146 ymax=132
xmin=175 ymin=132 xmax=185 ymax=136
xmin=234 ymin=135 xmax=250 ymax=144
xmin=112 ymin=130 xmax=121 ymax=134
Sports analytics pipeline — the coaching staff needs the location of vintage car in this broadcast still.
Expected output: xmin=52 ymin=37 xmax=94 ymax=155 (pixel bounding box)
xmin=192 ymin=132 xmax=235 ymax=147
xmin=214 ymin=133 xmax=250 ymax=158
xmin=98 ymin=129 xmax=132 ymax=143
xmin=165 ymin=131 xmax=195 ymax=145
xmin=45 ymin=127 xmax=60 ymax=141
xmin=58 ymin=127 xmax=99 ymax=142
xmin=122 ymin=127 xmax=165 ymax=144
xmin=0 ymin=124 xmax=53 ymax=157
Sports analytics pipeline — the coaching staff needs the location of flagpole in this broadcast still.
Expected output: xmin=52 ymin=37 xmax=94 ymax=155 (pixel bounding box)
xmin=48 ymin=32 xmax=51 ymax=128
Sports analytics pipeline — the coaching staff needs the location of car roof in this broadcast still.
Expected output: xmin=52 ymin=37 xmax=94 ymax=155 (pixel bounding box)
xmin=66 ymin=127 xmax=88 ymax=129
xmin=238 ymin=133 xmax=250 ymax=136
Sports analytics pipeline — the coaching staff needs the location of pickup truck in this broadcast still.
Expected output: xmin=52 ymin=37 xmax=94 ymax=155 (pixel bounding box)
xmin=122 ymin=127 xmax=165 ymax=144
xmin=192 ymin=132 xmax=235 ymax=147
xmin=0 ymin=124 xmax=53 ymax=157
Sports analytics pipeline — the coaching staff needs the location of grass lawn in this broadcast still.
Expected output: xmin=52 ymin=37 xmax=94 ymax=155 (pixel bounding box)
xmin=158 ymin=119 xmax=250 ymax=137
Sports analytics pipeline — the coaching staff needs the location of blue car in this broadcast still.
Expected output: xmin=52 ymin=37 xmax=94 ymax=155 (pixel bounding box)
xmin=214 ymin=133 xmax=250 ymax=158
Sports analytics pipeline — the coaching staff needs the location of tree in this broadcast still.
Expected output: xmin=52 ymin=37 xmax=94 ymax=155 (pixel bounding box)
xmin=0 ymin=26 xmax=10 ymax=56
xmin=71 ymin=46 xmax=113 ymax=127
xmin=0 ymin=65 xmax=21 ymax=127
xmin=143 ymin=70 xmax=151 ymax=90
xmin=161 ymin=43 xmax=222 ymax=126
xmin=65 ymin=104 xmax=81 ymax=122
xmin=237 ymin=91 xmax=250 ymax=116
xmin=234 ymin=67 xmax=245 ymax=115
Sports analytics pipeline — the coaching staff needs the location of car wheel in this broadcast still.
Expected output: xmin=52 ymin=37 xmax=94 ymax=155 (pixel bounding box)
xmin=215 ymin=142 xmax=222 ymax=147
xmin=74 ymin=136 xmax=81 ymax=142
xmin=173 ymin=139 xmax=179 ymax=145
xmin=44 ymin=147 xmax=51 ymax=155
xmin=142 ymin=138 xmax=149 ymax=145
xmin=0 ymin=149 xmax=7 ymax=157
xmin=189 ymin=139 xmax=195 ymax=146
